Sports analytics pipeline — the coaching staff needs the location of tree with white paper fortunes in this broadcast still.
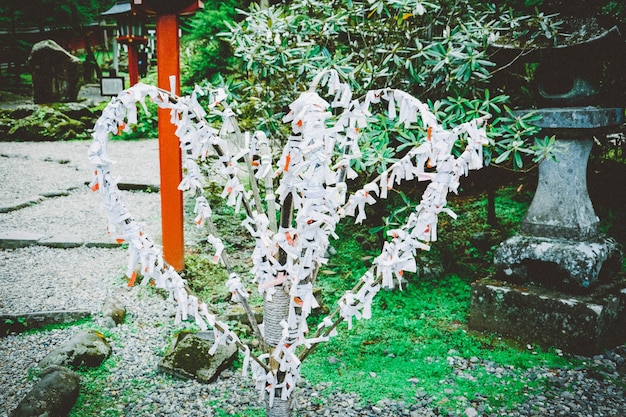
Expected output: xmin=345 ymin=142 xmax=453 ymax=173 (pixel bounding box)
xmin=89 ymin=69 xmax=489 ymax=416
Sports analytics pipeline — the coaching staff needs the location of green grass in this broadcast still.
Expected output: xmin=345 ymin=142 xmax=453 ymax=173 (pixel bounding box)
xmin=302 ymin=274 xmax=574 ymax=414
xmin=70 ymin=356 xmax=120 ymax=416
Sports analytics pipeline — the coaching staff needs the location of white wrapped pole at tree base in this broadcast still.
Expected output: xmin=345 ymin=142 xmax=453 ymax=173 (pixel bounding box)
xmin=88 ymin=69 xmax=489 ymax=415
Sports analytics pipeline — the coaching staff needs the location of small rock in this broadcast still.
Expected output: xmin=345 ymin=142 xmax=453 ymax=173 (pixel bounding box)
xmin=224 ymin=304 xmax=263 ymax=326
xmin=102 ymin=296 xmax=126 ymax=325
xmin=416 ymin=389 xmax=428 ymax=398
xmin=464 ymin=407 xmax=478 ymax=417
xmin=99 ymin=316 xmax=117 ymax=329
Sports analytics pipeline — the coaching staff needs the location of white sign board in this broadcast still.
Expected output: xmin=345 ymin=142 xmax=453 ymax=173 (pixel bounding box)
xmin=100 ymin=77 xmax=125 ymax=96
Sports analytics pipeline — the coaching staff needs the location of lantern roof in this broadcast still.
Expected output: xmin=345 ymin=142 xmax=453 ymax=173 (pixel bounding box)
xmin=133 ymin=0 xmax=203 ymax=16
xmin=102 ymin=0 xmax=132 ymax=17
xmin=490 ymin=16 xmax=620 ymax=52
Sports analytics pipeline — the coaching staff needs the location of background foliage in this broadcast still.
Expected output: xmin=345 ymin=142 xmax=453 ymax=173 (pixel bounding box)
xmin=183 ymin=0 xmax=625 ymax=179
xmin=0 ymin=0 xmax=115 ymax=81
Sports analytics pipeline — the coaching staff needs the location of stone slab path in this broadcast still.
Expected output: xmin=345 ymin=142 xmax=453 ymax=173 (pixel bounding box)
xmin=0 ymin=139 xmax=170 ymax=314
xmin=0 ymin=140 xmax=162 ymax=249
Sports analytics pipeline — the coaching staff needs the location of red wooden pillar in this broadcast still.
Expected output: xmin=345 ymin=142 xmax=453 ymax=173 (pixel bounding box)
xmin=156 ymin=13 xmax=184 ymax=270
xmin=135 ymin=0 xmax=203 ymax=271
xmin=127 ymin=44 xmax=140 ymax=86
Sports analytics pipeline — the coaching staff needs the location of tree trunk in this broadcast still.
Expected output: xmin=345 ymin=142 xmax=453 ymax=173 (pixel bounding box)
xmin=264 ymin=191 xmax=294 ymax=417
xmin=487 ymin=183 xmax=497 ymax=228
xmin=82 ymin=36 xmax=102 ymax=82
xmin=263 ymin=286 xmax=292 ymax=417
xmin=266 ymin=396 xmax=291 ymax=417
xmin=485 ymin=167 xmax=498 ymax=228
xmin=263 ymin=285 xmax=290 ymax=347
xmin=67 ymin=3 xmax=101 ymax=82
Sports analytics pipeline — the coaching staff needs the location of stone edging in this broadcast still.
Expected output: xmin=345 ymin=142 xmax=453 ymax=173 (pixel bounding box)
xmin=0 ymin=230 xmax=121 ymax=249
xmin=1 ymin=310 xmax=92 ymax=336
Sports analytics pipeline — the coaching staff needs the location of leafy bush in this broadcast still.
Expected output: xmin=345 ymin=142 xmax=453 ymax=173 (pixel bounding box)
xmin=184 ymin=0 xmax=568 ymax=180
xmin=112 ymin=100 xmax=159 ymax=140
xmin=182 ymin=0 xmax=242 ymax=86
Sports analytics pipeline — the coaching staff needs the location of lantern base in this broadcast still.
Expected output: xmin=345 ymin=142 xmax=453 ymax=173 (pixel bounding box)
xmin=469 ymin=276 xmax=626 ymax=356
xmin=493 ymin=234 xmax=623 ymax=291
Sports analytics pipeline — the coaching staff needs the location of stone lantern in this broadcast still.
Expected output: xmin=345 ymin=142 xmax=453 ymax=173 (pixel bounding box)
xmin=469 ymin=18 xmax=626 ymax=356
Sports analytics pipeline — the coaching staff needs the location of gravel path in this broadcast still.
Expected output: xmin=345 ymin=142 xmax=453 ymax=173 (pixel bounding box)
xmin=1 ymin=133 xmax=625 ymax=416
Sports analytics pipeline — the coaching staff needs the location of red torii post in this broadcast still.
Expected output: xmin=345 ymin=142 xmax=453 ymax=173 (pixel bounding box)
xmin=134 ymin=0 xmax=204 ymax=270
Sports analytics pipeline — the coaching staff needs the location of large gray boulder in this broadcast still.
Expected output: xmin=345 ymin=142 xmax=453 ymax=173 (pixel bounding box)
xmin=11 ymin=365 xmax=79 ymax=417
xmin=27 ymin=39 xmax=83 ymax=104
xmin=39 ymin=329 xmax=111 ymax=369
